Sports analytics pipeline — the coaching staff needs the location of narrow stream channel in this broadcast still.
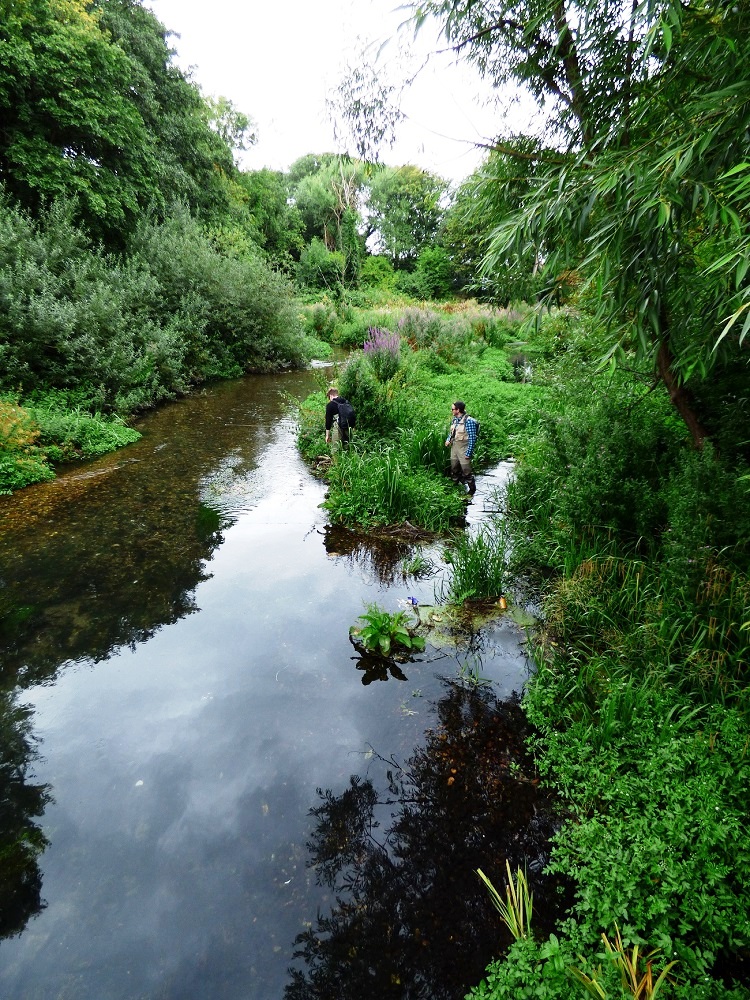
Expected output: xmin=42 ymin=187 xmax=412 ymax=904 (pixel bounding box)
xmin=0 ymin=371 xmax=559 ymax=999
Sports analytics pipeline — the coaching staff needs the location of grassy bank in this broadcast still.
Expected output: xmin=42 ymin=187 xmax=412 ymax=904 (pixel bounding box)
xmin=298 ymin=295 xmax=750 ymax=998
xmin=468 ymin=319 xmax=750 ymax=998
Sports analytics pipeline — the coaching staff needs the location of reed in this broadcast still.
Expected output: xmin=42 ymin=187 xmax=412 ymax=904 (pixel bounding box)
xmin=570 ymin=925 xmax=678 ymax=999
xmin=477 ymin=861 xmax=533 ymax=941
xmin=440 ymin=521 xmax=511 ymax=604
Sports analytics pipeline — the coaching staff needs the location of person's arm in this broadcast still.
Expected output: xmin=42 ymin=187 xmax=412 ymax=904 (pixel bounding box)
xmin=465 ymin=417 xmax=477 ymax=457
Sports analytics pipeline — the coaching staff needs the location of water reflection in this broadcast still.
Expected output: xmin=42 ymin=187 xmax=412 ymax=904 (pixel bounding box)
xmin=0 ymin=371 xmax=542 ymax=999
xmin=287 ymin=681 xmax=570 ymax=1000
xmin=0 ymin=692 xmax=50 ymax=938
xmin=323 ymin=526 xmax=418 ymax=585
xmin=351 ymin=648 xmax=410 ymax=685
xmin=0 ymin=375 xmax=312 ymax=687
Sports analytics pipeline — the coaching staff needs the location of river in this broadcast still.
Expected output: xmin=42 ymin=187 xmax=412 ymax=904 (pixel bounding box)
xmin=0 ymin=370 xmax=560 ymax=1000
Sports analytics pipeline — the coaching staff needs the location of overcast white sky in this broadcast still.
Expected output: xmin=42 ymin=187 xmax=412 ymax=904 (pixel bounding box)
xmin=148 ymin=0 xmax=532 ymax=183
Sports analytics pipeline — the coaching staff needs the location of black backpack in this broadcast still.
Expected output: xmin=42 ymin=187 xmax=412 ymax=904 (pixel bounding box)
xmin=337 ymin=398 xmax=356 ymax=431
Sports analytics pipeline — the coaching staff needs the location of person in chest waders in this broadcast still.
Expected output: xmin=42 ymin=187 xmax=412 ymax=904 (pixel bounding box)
xmin=445 ymin=400 xmax=477 ymax=496
xmin=325 ymin=387 xmax=355 ymax=449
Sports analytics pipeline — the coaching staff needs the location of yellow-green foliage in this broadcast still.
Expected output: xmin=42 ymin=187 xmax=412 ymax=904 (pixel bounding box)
xmin=0 ymin=399 xmax=54 ymax=493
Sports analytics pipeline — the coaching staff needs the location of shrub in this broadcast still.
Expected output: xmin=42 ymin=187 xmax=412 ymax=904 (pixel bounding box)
xmin=413 ymin=246 xmax=455 ymax=299
xmin=296 ymin=238 xmax=344 ymax=292
xmin=0 ymin=197 xmax=309 ymax=416
xmin=359 ymin=255 xmax=397 ymax=290
xmin=0 ymin=399 xmax=54 ymax=493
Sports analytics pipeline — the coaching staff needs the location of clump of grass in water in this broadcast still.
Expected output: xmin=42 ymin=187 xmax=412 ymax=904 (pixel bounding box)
xmin=477 ymin=860 xmax=533 ymax=941
xmin=350 ymin=603 xmax=425 ymax=657
xmin=401 ymin=547 xmax=435 ymax=580
xmin=439 ymin=521 xmax=511 ymax=604
xmin=325 ymin=446 xmax=465 ymax=531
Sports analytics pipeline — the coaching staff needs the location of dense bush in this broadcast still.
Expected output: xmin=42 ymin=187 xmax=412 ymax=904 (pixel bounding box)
xmin=359 ymin=255 xmax=397 ymax=290
xmin=296 ymin=238 xmax=344 ymax=292
xmin=472 ymin=302 xmax=750 ymax=999
xmin=0 ymin=197 xmax=308 ymax=416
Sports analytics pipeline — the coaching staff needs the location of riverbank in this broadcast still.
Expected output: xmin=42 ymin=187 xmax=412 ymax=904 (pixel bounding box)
xmin=295 ymin=301 xmax=750 ymax=998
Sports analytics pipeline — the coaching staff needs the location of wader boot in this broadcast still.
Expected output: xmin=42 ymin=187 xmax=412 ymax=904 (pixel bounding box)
xmin=467 ymin=475 xmax=476 ymax=496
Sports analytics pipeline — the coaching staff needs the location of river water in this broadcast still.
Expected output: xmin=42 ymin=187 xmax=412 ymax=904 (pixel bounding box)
xmin=0 ymin=371 xmax=559 ymax=1000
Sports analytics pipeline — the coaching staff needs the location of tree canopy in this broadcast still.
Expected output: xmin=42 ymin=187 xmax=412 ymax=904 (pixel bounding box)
xmin=0 ymin=0 xmax=245 ymax=241
xmin=410 ymin=0 xmax=750 ymax=447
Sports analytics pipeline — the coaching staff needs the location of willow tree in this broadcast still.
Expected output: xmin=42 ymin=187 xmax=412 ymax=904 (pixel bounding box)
xmin=411 ymin=0 xmax=750 ymax=447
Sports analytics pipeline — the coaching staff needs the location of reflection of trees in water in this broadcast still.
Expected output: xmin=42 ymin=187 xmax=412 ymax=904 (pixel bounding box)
xmin=0 ymin=692 xmax=50 ymax=938
xmin=323 ymin=525 xmax=417 ymax=585
xmin=0 ymin=501 xmax=226 ymax=688
xmin=287 ymin=682 xmax=570 ymax=1000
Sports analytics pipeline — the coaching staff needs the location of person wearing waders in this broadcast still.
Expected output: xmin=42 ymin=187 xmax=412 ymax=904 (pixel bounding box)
xmin=445 ymin=400 xmax=477 ymax=495
xmin=325 ymin=387 xmax=355 ymax=449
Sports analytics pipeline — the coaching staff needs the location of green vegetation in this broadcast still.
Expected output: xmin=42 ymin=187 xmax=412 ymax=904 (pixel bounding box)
xmin=296 ymin=300 xmax=547 ymax=531
xmin=477 ymin=863 xmax=534 ymax=942
xmin=350 ymin=603 xmax=426 ymax=657
xmin=458 ymin=310 xmax=750 ymax=997
xmin=298 ymin=289 xmax=749 ymax=996
xmin=2 ymin=0 xmax=749 ymax=995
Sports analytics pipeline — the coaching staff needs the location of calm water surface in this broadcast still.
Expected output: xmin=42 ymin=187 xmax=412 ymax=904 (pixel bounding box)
xmin=0 ymin=372 xmax=550 ymax=1000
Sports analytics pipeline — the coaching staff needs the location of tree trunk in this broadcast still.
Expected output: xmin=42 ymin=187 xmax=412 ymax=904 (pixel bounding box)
xmin=656 ymin=338 xmax=709 ymax=449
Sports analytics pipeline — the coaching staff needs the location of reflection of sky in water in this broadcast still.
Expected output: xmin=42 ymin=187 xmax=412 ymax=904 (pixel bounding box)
xmin=0 ymin=373 xmax=531 ymax=999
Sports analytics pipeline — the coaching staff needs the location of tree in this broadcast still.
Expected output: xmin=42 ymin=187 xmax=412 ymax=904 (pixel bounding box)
xmin=0 ymin=0 xmax=248 ymax=241
xmin=204 ymin=95 xmax=257 ymax=158
xmin=411 ymin=0 xmax=750 ymax=447
xmin=366 ymin=164 xmax=446 ymax=268
xmin=0 ymin=0 xmax=160 ymax=237
xmin=441 ymin=141 xmax=546 ymax=302
xmin=290 ymin=154 xmax=368 ymax=285
xmin=98 ymin=0 xmax=241 ymax=227
xmin=237 ymin=168 xmax=304 ymax=268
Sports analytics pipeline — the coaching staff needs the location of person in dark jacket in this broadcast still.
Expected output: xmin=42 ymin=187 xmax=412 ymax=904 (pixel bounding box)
xmin=325 ymin=387 xmax=355 ymax=448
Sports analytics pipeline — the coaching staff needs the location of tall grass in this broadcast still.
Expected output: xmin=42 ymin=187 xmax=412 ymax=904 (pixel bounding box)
xmin=325 ymin=446 xmax=466 ymax=531
xmin=440 ymin=521 xmax=511 ymax=603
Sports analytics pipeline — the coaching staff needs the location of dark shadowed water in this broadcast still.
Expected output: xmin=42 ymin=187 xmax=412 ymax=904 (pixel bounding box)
xmin=0 ymin=371 xmax=561 ymax=1000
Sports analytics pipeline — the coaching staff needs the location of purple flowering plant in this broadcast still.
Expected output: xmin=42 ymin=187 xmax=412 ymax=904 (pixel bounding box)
xmin=362 ymin=326 xmax=402 ymax=382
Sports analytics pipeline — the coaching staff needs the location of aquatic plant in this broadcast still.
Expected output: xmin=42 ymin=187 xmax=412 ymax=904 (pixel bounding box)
xmin=350 ymin=603 xmax=425 ymax=657
xmin=400 ymin=548 xmax=435 ymax=579
xmin=477 ymin=861 xmax=533 ymax=942
xmin=570 ymin=925 xmax=678 ymax=999
xmin=440 ymin=522 xmax=511 ymax=604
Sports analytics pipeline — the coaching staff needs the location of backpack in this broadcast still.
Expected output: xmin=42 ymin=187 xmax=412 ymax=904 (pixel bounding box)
xmin=337 ymin=398 xmax=356 ymax=431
